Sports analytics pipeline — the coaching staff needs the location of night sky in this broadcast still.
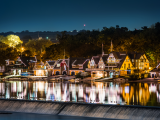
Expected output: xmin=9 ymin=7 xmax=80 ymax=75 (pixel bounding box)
xmin=1 ymin=0 xmax=160 ymax=32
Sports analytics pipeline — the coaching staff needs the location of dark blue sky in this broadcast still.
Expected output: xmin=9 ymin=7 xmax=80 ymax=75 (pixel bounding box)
xmin=1 ymin=0 xmax=160 ymax=32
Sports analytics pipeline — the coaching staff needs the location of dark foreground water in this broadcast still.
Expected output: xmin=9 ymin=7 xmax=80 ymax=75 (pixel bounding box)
xmin=0 ymin=80 xmax=160 ymax=106
xmin=0 ymin=113 xmax=118 ymax=120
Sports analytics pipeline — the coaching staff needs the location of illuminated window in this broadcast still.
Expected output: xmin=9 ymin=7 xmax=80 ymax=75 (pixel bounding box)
xmin=132 ymin=59 xmax=134 ymax=62
xmin=90 ymin=59 xmax=95 ymax=66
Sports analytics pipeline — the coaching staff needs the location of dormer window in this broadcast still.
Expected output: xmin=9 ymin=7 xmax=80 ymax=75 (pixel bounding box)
xmin=90 ymin=59 xmax=95 ymax=66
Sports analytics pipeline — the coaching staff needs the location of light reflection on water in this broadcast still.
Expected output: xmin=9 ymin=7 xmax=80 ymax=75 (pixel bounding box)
xmin=0 ymin=80 xmax=160 ymax=106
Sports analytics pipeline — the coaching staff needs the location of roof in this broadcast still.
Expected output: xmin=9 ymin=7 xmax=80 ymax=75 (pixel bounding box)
xmin=117 ymin=54 xmax=127 ymax=68
xmin=150 ymin=68 xmax=159 ymax=72
xmin=135 ymin=53 xmax=144 ymax=59
xmin=74 ymin=59 xmax=86 ymax=65
xmin=112 ymin=52 xmax=120 ymax=59
xmin=69 ymin=58 xmax=89 ymax=70
xmin=92 ymin=56 xmax=100 ymax=64
xmin=127 ymin=52 xmax=144 ymax=59
xmin=20 ymin=56 xmax=37 ymax=66
xmin=37 ymin=61 xmax=44 ymax=66
xmin=54 ymin=59 xmax=69 ymax=69
xmin=102 ymin=55 xmax=108 ymax=63
xmin=47 ymin=61 xmax=56 ymax=66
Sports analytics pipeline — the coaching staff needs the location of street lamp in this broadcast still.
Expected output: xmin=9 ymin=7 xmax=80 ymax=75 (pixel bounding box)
xmin=21 ymin=47 xmax=24 ymax=57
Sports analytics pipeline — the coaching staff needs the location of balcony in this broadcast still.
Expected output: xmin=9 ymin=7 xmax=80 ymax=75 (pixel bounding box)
xmin=86 ymin=68 xmax=104 ymax=71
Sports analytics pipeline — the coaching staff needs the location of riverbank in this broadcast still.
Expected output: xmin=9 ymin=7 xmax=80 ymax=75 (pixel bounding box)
xmin=0 ymin=99 xmax=160 ymax=119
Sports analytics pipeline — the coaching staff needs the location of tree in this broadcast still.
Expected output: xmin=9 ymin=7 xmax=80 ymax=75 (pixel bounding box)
xmin=25 ymin=39 xmax=53 ymax=56
xmin=22 ymin=50 xmax=33 ymax=57
xmin=0 ymin=47 xmax=20 ymax=65
xmin=0 ymin=34 xmax=23 ymax=48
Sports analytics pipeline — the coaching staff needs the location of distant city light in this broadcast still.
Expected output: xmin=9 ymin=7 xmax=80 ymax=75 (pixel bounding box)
xmin=46 ymin=37 xmax=48 ymax=39
xmin=84 ymin=24 xmax=86 ymax=26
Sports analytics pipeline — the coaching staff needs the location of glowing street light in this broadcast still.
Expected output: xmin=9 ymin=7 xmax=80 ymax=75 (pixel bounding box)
xmin=21 ymin=47 xmax=24 ymax=57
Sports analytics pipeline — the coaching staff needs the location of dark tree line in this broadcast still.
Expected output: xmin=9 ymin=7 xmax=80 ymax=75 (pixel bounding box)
xmin=43 ymin=22 xmax=160 ymax=67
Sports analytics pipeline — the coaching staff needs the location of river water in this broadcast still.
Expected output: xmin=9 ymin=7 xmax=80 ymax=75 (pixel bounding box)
xmin=0 ymin=79 xmax=160 ymax=107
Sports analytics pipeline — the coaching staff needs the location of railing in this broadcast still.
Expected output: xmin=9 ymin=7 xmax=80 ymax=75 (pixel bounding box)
xmin=86 ymin=68 xmax=104 ymax=71
xmin=33 ymin=68 xmax=45 ymax=70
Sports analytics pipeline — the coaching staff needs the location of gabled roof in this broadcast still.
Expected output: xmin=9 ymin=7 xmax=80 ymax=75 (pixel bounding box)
xmin=135 ymin=53 xmax=144 ymax=59
xmin=150 ymin=68 xmax=159 ymax=72
xmin=108 ymin=51 xmax=126 ymax=59
xmin=38 ymin=61 xmax=44 ymax=66
xmin=127 ymin=52 xmax=144 ymax=59
xmin=74 ymin=59 xmax=86 ymax=65
xmin=127 ymin=52 xmax=135 ymax=59
xmin=102 ymin=56 xmax=107 ymax=61
xmin=69 ymin=58 xmax=89 ymax=70
xmin=112 ymin=52 xmax=120 ymax=59
xmin=92 ymin=56 xmax=100 ymax=64
xmin=20 ymin=56 xmax=37 ymax=66
xmin=47 ymin=61 xmax=56 ymax=66
xmin=117 ymin=54 xmax=127 ymax=68
xmin=102 ymin=54 xmax=108 ymax=63
xmin=54 ymin=59 xmax=69 ymax=69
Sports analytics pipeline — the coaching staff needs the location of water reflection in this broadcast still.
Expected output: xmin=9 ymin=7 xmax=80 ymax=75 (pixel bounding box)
xmin=1 ymin=81 xmax=160 ymax=106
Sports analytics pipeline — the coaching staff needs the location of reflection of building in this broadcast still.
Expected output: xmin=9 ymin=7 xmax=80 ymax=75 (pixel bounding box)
xmin=2 ymin=80 xmax=160 ymax=106
xmin=0 ymin=65 xmax=5 ymax=75
xmin=121 ymin=83 xmax=150 ymax=106
xmin=0 ymin=83 xmax=5 ymax=98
